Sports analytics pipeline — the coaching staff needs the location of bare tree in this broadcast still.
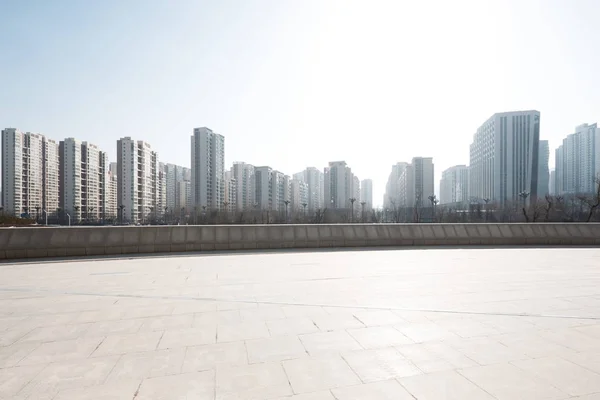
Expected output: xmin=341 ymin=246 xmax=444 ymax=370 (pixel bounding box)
xmin=577 ymin=177 xmax=600 ymax=222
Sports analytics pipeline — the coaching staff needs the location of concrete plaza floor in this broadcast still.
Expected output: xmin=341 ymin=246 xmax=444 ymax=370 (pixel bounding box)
xmin=2 ymin=248 xmax=600 ymax=399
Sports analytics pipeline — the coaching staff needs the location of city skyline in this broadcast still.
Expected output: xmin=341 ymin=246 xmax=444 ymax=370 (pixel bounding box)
xmin=2 ymin=1 xmax=600 ymax=205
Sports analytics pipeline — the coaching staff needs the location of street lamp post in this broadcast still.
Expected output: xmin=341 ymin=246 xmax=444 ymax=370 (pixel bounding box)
xmin=284 ymin=200 xmax=290 ymax=223
xmin=349 ymin=198 xmax=356 ymax=223
xmin=66 ymin=213 xmax=71 ymax=226
xmin=119 ymin=205 xmax=125 ymax=225
xmin=42 ymin=209 xmax=48 ymax=226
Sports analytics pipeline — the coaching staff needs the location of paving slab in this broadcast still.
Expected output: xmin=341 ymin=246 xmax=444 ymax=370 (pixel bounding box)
xmin=1 ymin=247 xmax=600 ymax=399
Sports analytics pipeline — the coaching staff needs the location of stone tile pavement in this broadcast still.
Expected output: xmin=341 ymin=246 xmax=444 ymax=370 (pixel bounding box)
xmin=1 ymin=248 xmax=600 ymax=399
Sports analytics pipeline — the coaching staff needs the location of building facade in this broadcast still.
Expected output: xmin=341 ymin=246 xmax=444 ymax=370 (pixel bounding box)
xmin=538 ymin=140 xmax=550 ymax=198
xmin=398 ymin=157 xmax=434 ymax=208
xmin=116 ymin=137 xmax=158 ymax=223
xmin=383 ymin=162 xmax=409 ymax=209
xmin=254 ymin=166 xmax=273 ymax=210
xmin=554 ymin=123 xmax=600 ymax=196
xmin=232 ymin=162 xmax=255 ymax=211
xmin=360 ymin=179 xmax=373 ymax=210
xmin=191 ymin=127 xmax=225 ymax=210
xmin=469 ymin=110 xmax=541 ymax=205
xmin=2 ymin=129 xmax=60 ymax=219
xmin=290 ymin=179 xmax=309 ymax=212
xmin=439 ymin=165 xmax=469 ymax=205
xmin=324 ymin=161 xmax=355 ymax=209
xmin=294 ymin=167 xmax=324 ymax=211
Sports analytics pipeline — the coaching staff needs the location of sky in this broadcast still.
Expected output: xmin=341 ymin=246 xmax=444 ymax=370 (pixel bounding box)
xmin=2 ymin=0 xmax=600 ymax=206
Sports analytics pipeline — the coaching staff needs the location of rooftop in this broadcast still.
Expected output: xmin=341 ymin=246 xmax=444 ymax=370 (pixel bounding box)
xmin=1 ymin=247 xmax=600 ymax=399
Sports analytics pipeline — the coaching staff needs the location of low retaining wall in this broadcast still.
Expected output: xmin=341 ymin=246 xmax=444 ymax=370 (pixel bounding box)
xmin=0 ymin=223 xmax=599 ymax=260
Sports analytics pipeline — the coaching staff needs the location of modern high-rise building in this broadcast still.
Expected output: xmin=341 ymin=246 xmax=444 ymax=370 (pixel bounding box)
xmin=60 ymin=141 xmax=109 ymax=222
xmin=439 ymin=165 xmax=469 ymax=205
xmin=554 ymin=123 xmax=600 ymax=196
xmin=164 ymin=163 xmax=191 ymax=214
xmin=469 ymin=110 xmax=541 ymax=205
xmin=191 ymin=127 xmax=225 ymax=210
xmin=383 ymin=162 xmax=409 ymax=208
xmin=537 ymin=140 xmax=550 ymax=198
xmin=107 ymin=163 xmax=118 ymax=221
xmin=290 ymin=179 xmax=309 ymax=212
xmin=353 ymin=175 xmax=360 ymax=203
xmin=223 ymin=170 xmax=237 ymax=213
xmin=360 ymin=179 xmax=373 ymax=210
xmin=398 ymin=157 xmax=435 ymax=208
xmin=254 ymin=166 xmax=273 ymax=210
xmin=324 ymin=161 xmax=356 ymax=209
xmin=549 ymin=169 xmax=556 ymax=195
xmin=294 ymin=167 xmax=324 ymax=211
xmin=2 ymin=128 xmax=59 ymax=219
xmin=157 ymin=162 xmax=167 ymax=217
xmin=272 ymin=170 xmax=290 ymax=212
xmin=117 ymin=137 xmax=158 ymax=223
xmin=232 ymin=162 xmax=255 ymax=211
xmin=43 ymin=138 xmax=60 ymax=217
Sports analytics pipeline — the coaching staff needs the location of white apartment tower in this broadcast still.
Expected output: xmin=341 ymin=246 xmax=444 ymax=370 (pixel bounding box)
xmin=294 ymin=167 xmax=324 ymax=211
xmin=555 ymin=123 xmax=600 ymax=196
xmin=538 ymin=140 xmax=550 ymax=197
xmin=360 ymin=179 xmax=373 ymax=210
xmin=232 ymin=162 xmax=255 ymax=211
xmin=439 ymin=165 xmax=469 ymax=205
xmin=107 ymin=163 xmax=118 ymax=220
xmin=223 ymin=170 xmax=237 ymax=213
xmin=324 ymin=161 xmax=354 ymax=209
xmin=469 ymin=110 xmax=541 ymax=205
xmin=191 ymin=127 xmax=225 ymax=210
xmin=254 ymin=166 xmax=273 ymax=210
xmin=398 ymin=157 xmax=434 ymax=208
xmin=290 ymin=179 xmax=309 ymax=212
xmin=157 ymin=162 xmax=167 ymax=216
xmin=383 ymin=162 xmax=409 ymax=208
xmin=164 ymin=163 xmax=191 ymax=213
xmin=117 ymin=137 xmax=158 ymax=223
xmin=1 ymin=129 xmax=59 ymax=218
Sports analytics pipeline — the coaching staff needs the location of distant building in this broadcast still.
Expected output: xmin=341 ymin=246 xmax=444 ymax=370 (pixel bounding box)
xmin=398 ymin=157 xmax=434 ymax=208
xmin=383 ymin=162 xmax=409 ymax=209
xmin=290 ymin=179 xmax=309 ymax=212
xmin=191 ymin=127 xmax=225 ymax=210
xmin=360 ymin=179 xmax=373 ymax=210
xmin=439 ymin=165 xmax=469 ymax=205
xmin=1 ymin=128 xmax=59 ymax=219
xmin=469 ymin=110 xmax=541 ymax=205
xmin=538 ymin=140 xmax=550 ymax=198
xmin=232 ymin=162 xmax=255 ymax=211
xmin=224 ymin=170 xmax=237 ymax=213
xmin=555 ymin=123 xmax=600 ymax=196
xmin=324 ymin=161 xmax=355 ymax=209
xmin=254 ymin=166 xmax=273 ymax=210
xmin=117 ymin=137 xmax=158 ymax=223
xmin=294 ymin=167 xmax=324 ymax=211
xmin=549 ymin=169 xmax=556 ymax=195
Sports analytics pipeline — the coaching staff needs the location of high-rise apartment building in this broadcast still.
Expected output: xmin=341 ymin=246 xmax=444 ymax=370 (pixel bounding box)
xmin=273 ymin=171 xmax=290 ymax=212
xmin=2 ymin=129 xmax=59 ymax=219
xmin=549 ymin=169 xmax=556 ymax=195
xmin=254 ymin=166 xmax=273 ymax=210
xmin=537 ymin=140 xmax=550 ymax=197
xmin=555 ymin=123 xmax=600 ymax=196
xmin=157 ymin=163 xmax=167 ymax=217
xmin=469 ymin=110 xmax=541 ymax=205
xmin=191 ymin=127 xmax=225 ymax=210
xmin=164 ymin=163 xmax=191 ymax=214
xmin=360 ymin=179 xmax=373 ymax=210
xmin=224 ymin=170 xmax=237 ymax=213
xmin=352 ymin=176 xmax=360 ymax=203
xmin=43 ymin=138 xmax=60 ymax=216
xmin=232 ymin=162 xmax=255 ymax=211
xmin=439 ymin=165 xmax=469 ymax=205
xmin=294 ymin=167 xmax=324 ymax=211
xmin=383 ymin=162 xmax=409 ymax=208
xmin=59 ymin=138 xmax=82 ymax=221
xmin=290 ymin=179 xmax=309 ymax=212
xmin=398 ymin=157 xmax=434 ymax=208
xmin=107 ymin=163 xmax=118 ymax=220
xmin=324 ymin=161 xmax=355 ymax=209
xmin=117 ymin=137 xmax=158 ymax=223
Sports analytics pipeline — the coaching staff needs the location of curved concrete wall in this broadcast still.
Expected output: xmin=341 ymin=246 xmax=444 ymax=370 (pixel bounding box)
xmin=0 ymin=223 xmax=599 ymax=260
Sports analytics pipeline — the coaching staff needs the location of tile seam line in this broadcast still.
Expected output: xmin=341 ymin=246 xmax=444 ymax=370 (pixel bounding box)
xmin=1 ymin=286 xmax=599 ymax=321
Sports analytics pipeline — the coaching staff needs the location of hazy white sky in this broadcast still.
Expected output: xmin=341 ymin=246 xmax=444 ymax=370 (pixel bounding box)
xmin=1 ymin=0 xmax=599 ymax=205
